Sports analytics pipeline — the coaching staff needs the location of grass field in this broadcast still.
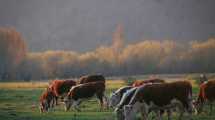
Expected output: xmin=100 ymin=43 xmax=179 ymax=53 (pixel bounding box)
xmin=0 ymin=79 xmax=215 ymax=120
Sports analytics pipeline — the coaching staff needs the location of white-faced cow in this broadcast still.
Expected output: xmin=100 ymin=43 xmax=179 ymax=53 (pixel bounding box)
xmin=64 ymin=81 xmax=107 ymax=111
xmin=124 ymin=81 xmax=194 ymax=120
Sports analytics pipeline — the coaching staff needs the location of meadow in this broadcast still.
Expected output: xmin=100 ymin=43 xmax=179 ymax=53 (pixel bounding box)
xmin=1 ymin=77 xmax=215 ymax=120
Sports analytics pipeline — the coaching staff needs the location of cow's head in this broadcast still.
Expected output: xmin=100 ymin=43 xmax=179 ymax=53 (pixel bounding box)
xmin=63 ymin=95 xmax=73 ymax=111
xmin=109 ymin=91 xmax=121 ymax=108
xmin=123 ymin=102 xmax=143 ymax=120
xmin=192 ymin=100 xmax=203 ymax=114
xmin=40 ymin=100 xmax=49 ymax=113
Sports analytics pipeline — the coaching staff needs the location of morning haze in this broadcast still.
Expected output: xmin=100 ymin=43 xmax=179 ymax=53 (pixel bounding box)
xmin=0 ymin=0 xmax=214 ymax=52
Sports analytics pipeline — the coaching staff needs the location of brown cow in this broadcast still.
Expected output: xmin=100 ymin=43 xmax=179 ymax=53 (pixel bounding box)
xmin=195 ymin=80 xmax=215 ymax=114
xmin=48 ymin=79 xmax=76 ymax=105
xmin=64 ymin=81 xmax=106 ymax=111
xmin=39 ymin=89 xmax=55 ymax=113
xmin=124 ymin=81 xmax=193 ymax=120
xmin=132 ymin=78 xmax=165 ymax=87
xmin=78 ymin=74 xmax=105 ymax=84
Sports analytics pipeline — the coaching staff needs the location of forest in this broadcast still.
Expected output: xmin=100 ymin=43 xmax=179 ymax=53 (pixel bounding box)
xmin=0 ymin=27 xmax=215 ymax=81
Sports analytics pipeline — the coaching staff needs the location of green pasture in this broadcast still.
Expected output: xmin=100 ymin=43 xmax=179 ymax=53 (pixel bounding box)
xmin=0 ymin=80 xmax=215 ymax=120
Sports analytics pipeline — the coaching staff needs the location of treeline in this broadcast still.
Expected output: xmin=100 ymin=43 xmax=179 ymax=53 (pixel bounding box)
xmin=0 ymin=27 xmax=215 ymax=81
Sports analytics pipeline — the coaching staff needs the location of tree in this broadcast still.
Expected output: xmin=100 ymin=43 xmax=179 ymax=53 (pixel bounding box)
xmin=0 ymin=27 xmax=27 ymax=80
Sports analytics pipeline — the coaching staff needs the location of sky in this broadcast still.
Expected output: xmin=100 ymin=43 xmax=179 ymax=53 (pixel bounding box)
xmin=0 ymin=0 xmax=214 ymax=52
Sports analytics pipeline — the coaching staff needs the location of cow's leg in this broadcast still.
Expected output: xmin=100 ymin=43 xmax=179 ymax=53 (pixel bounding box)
xmin=154 ymin=110 xmax=162 ymax=120
xmin=73 ymin=99 xmax=82 ymax=112
xmin=54 ymin=96 xmax=58 ymax=106
xmin=72 ymin=99 xmax=81 ymax=112
xmin=96 ymin=93 xmax=104 ymax=111
xmin=103 ymin=95 xmax=109 ymax=109
xmin=177 ymin=104 xmax=185 ymax=120
xmin=184 ymin=98 xmax=195 ymax=120
xmin=209 ymin=102 xmax=213 ymax=115
xmin=50 ymin=98 xmax=55 ymax=108
xmin=140 ymin=103 xmax=149 ymax=120
xmin=116 ymin=108 xmax=124 ymax=120
xmin=167 ymin=109 xmax=172 ymax=120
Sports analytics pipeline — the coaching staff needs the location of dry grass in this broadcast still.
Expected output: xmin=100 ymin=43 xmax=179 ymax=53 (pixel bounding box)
xmin=0 ymin=80 xmax=126 ymax=89
xmin=0 ymin=82 xmax=48 ymax=89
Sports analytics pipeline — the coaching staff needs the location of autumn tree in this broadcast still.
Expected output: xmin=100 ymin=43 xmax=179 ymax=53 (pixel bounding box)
xmin=0 ymin=27 xmax=27 ymax=80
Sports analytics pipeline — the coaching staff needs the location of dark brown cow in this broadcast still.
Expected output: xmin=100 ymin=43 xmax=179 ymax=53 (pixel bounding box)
xmin=64 ymin=81 xmax=106 ymax=111
xmin=78 ymin=74 xmax=105 ymax=84
xmin=195 ymin=80 xmax=215 ymax=114
xmin=39 ymin=90 xmax=55 ymax=113
xmin=132 ymin=78 xmax=165 ymax=87
xmin=48 ymin=79 xmax=76 ymax=105
xmin=124 ymin=81 xmax=193 ymax=120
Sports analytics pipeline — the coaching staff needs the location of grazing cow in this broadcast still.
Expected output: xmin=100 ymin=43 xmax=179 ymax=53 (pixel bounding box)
xmin=124 ymin=81 xmax=193 ymax=120
xmin=115 ymin=84 xmax=165 ymax=120
xmin=132 ymin=78 xmax=165 ymax=87
xmin=109 ymin=86 xmax=133 ymax=108
xmin=39 ymin=89 xmax=55 ymax=113
xmin=64 ymin=81 xmax=106 ymax=111
xmin=48 ymin=79 xmax=76 ymax=105
xmin=78 ymin=74 xmax=105 ymax=84
xmin=195 ymin=80 xmax=215 ymax=114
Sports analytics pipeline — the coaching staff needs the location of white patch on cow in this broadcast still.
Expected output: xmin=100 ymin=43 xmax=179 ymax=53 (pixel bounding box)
xmin=109 ymin=86 xmax=132 ymax=108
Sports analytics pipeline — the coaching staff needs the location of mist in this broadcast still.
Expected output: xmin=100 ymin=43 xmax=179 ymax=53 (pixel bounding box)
xmin=0 ymin=0 xmax=214 ymax=52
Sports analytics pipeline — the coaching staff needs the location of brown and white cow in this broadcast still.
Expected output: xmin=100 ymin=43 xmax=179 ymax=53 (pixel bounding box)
xmin=78 ymin=74 xmax=105 ymax=84
xmin=48 ymin=79 xmax=76 ymax=105
xmin=39 ymin=79 xmax=76 ymax=112
xmin=39 ymin=89 xmax=55 ymax=113
xmin=195 ymin=80 xmax=215 ymax=114
xmin=124 ymin=81 xmax=194 ymax=120
xmin=132 ymin=78 xmax=165 ymax=87
xmin=64 ymin=81 xmax=107 ymax=111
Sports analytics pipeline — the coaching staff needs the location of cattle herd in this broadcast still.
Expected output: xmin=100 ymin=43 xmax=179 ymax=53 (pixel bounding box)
xmin=39 ymin=74 xmax=215 ymax=120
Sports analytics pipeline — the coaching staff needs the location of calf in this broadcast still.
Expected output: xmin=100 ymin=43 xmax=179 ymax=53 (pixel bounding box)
xmin=109 ymin=86 xmax=133 ymax=108
xmin=78 ymin=74 xmax=105 ymax=84
xmin=39 ymin=89 xmax=55 ymax=113
xmin=124 ymin=81 xmax=193 ymax=120
xmin=132 ymin=78 xmax=165 ymax=87
xmin=195 ymin=80 xmax=215 ymax=114
xmin=64 ymin=81 xmax=106 ymax=111
xmin=48 ymin=79 xmax=76 ymax=105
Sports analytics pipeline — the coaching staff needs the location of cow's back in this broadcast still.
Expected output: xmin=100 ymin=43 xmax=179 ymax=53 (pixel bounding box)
xmin=78 ymin=74 xmax=105 ymax=84
xmin=132 ymin=78 xmax=165 ymax=87
xmin=69 ymin=82 xmax=105 ymax=100
xmin=130 ymin=81 xmax=192 ymax=107
xmin=49 ymin=79 xmax=76 ymax=96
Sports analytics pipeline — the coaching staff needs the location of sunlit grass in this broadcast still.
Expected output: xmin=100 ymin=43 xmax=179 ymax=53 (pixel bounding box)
xmin=0 ymin=79 xmax=215 ymax=120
